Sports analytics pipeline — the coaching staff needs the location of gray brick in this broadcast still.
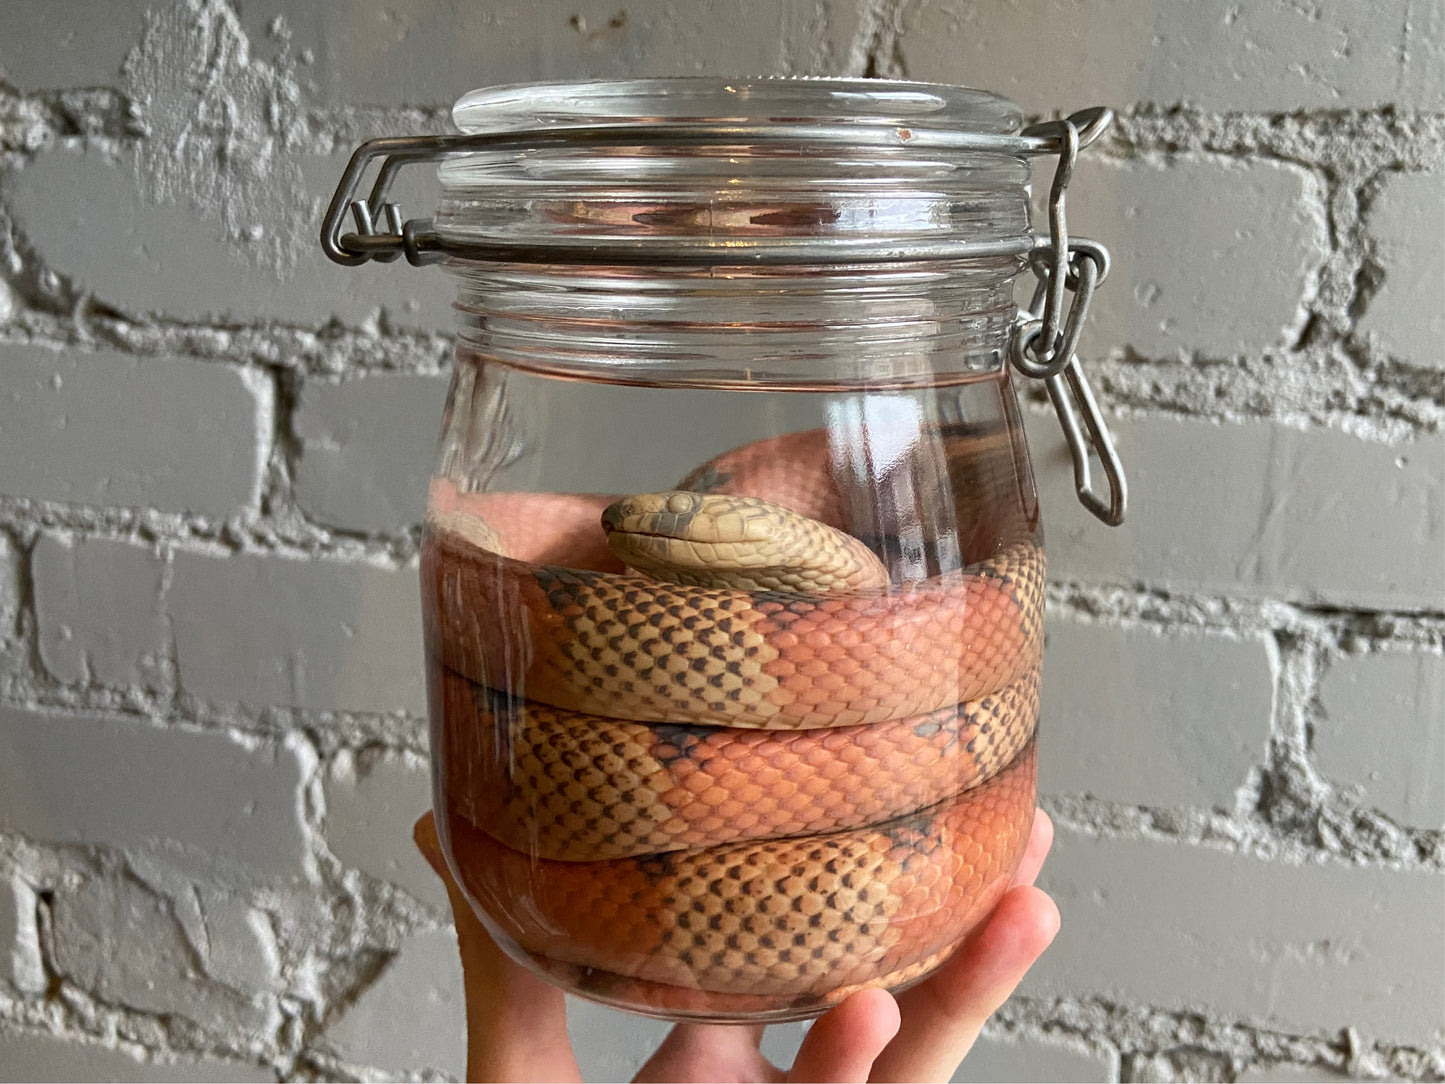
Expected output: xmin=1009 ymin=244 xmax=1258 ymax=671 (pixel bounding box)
xmin=0 ymin=878 xmax=18 ymax=990
xmin=0 ymin=533 xmax=17 ymax=652
xmin=898 ymin=0 xmax=1445 ymax=113
xmin=322 ymin=748 xmax=445 ymax=908
xmin=0 ymin=345 xmax=263 ymax=518
xmin=1056 ymin=158 xmax=1326 ymax=359
xmin=31 ymin=534 xmax=168 ymax=688
xmin=5 ymin=145 xmax=455 ymax=330
xmin=294 ymin=375 xmax=450 ymax=535
xmin=0 ymin=705 xmax=311 ymax=882
xmin=1357 ymin=172 xmax=1445 ymax=370
xmin=0 ymin=877 xmax=45 ymax=997
xmin=123 ymin=851 xmax=306 ymax=999
xmin=1236 ymin=1063 xmax=1364 ymax=1083
xmin=952 ymin=1033 xmax=1116 ymax=1083
xmin=1027 ymin=831 xmax=1445 ymax=1042
xmin=0 ymin=1027 xmax=273 ymax=1084
xmin=0 ymin=0 xmax=153 ymax=89
xmin=168 ymin=551 xmax=425 ymax=714
xmin=237 ymin=0 xmax=859 ymax=108
xmin=1040 ymin=621 xmax=1271 ymax=809
xmin=322 ymin=928 xmax=464 ymax=1077
xmin=50 ymin=874 xmax=277 ymax=1034
xmin=1 ymin=0 xmax=855 ymax=102
xmin=1026 ymin=411 xmax=1445 ymax=612
xmin=1316 ymin=651 xmax=1445 ymax=829
xmin=185 ymin=895 xmax=285 ymax=996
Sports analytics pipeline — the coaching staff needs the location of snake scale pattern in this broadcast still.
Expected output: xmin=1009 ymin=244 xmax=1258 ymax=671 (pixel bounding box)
xmin=422 ymin=427 xmax=1044 ymax=1016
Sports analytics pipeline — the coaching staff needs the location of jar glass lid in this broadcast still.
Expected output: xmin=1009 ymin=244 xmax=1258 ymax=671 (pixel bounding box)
xmin=435 ymin=77 xmax=1038 ymax=264
xmin=450 ymin=77 xmax=1023 ymax=138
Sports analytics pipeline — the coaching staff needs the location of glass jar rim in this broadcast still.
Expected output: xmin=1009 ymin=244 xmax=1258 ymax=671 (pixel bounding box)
xmin=451 ymin=77 xmax=1025 ymax=141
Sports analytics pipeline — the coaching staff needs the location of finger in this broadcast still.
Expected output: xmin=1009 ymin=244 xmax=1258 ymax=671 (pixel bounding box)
xmin=1009 ymin=810 xmax=1055 ymax=889
xmin=414 ymin=813 xmax=581 ymax=1083
xmin=633 ymin=1022 xmax=780 ymax=1083
xmin=869 ymin=886 xmax=1060 ymax=1082
xmin=789 ymin=988 xmax=900 ymax=1083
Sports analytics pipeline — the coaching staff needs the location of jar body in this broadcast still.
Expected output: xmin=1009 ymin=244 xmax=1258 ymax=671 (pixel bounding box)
xmin=422 ymin=259 xmax=1043 ymax=1022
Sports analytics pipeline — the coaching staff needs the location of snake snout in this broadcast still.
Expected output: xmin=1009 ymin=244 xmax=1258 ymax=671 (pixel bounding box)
xmin=602 ymin=492 xmax=706 ymax=539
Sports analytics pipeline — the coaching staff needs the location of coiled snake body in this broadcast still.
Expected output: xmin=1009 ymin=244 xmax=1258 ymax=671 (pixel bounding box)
xmin=423 ymin=428 xmax=1043 ymax=1015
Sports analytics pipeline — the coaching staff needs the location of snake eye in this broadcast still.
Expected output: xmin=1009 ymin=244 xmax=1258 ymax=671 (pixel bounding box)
xmin=666 ymin=492 xmax=698 ymax=514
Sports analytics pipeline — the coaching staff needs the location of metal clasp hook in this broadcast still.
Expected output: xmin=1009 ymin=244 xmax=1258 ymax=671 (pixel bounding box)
xmin=1045 ymin=352 xmax=1128 ymax=526
xmin=320 ymin=134 xmax=463 ymax=267
xmin=1008 ymin=109 xmax=1128 ymax=526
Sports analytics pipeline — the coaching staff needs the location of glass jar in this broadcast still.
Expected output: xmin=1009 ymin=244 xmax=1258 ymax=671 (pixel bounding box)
xmin=322 ymin=77 xmax=1125 ymax=1023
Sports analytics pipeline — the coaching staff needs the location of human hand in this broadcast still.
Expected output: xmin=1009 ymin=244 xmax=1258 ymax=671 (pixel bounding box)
xmin=414 ymin=810 xmax=1058 ymax=1083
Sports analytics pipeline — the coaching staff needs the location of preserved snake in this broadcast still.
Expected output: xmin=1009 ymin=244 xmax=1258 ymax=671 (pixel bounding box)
xmin=423 ymin=426 xmax=1043 ymax=1013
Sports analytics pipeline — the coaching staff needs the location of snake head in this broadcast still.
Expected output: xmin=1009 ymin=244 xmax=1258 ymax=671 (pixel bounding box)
xmin=602 ymin=491 xmax=771 ymax=543
xmin=601 ymin=491 xmax=889 ymax=594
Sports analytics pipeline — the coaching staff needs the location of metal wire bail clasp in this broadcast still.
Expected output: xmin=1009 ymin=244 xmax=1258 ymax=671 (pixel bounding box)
xmin=320 ymin=135 xmax=466 ymax=267
xmin=1010 ymin=108 xmax=1128 ymax=526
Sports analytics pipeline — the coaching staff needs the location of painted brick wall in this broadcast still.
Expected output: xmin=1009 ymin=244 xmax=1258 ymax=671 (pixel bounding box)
xmin=0 ymin=1 xmax=1441 ymax=1081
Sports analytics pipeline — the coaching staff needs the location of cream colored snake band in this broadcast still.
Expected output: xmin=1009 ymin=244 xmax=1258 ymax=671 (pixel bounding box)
xmin=422 ymin=427 xmax=1045 ymax=1014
